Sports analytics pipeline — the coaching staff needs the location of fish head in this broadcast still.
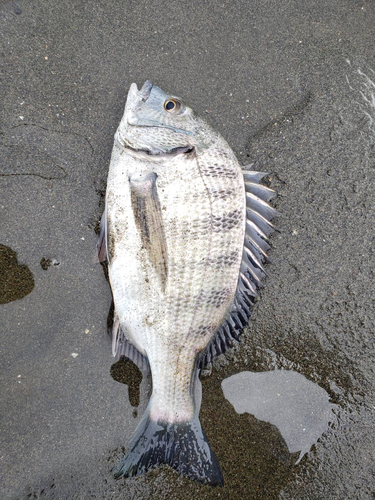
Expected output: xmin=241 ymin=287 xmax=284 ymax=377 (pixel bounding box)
xmin=116 ymin=81 xmax=214 ymax=155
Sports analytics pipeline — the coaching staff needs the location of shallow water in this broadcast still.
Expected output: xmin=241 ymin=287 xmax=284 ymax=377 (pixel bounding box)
xmin=222 ymin=370 xmax=337 ymax=462
xmin=1 ymin=0 xmax=375 ymax=499
xmin=0 ymin=245 xmax=34 ymax=303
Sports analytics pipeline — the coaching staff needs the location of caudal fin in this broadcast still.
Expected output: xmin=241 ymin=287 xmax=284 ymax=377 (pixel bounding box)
xmin=112 ymin=410 xmax=223 ymax=486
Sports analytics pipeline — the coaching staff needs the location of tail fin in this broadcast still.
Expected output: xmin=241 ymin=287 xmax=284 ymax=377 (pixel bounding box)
xmin=112 ymin=410 xmax=223 ymax=486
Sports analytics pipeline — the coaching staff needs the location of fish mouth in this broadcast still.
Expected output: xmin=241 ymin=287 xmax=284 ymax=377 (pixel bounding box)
xmin=121 ymin=136 xmax=194 ymax=158
xmin=138 ymin=80 xmax=153 ymax=102
xmin=127 ymin=80 xmax=153 ymax=103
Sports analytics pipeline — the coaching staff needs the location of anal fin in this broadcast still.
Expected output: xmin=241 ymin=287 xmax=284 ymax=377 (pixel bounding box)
xmin=112 ymin=314 xmax=149 ymax=373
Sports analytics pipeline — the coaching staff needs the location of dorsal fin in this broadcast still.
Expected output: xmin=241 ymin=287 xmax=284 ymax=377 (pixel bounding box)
xmin=199 ymin=170 xmax=277 ymax=368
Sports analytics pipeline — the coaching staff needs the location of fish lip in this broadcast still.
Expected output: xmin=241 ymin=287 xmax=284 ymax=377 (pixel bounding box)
xmin=126 ymin=143 xmax=194 ymax=157
xmin=125 ymin=81 xmax=152 ymax=110
xmin=119 ymin=133 xmax=194 ymax=157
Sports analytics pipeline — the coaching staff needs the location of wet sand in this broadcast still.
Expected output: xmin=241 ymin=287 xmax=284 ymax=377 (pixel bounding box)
xmin=1 ymin=1 xmax=374 ymax=499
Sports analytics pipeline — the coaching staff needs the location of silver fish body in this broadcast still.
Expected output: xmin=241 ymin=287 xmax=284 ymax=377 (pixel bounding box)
xmin=98 ymin=81 xmax=276 ymax=485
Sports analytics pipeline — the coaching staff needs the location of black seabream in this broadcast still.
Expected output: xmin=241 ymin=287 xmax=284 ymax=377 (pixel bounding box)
xmin=97 ymin=81 xmax=277 ymax=486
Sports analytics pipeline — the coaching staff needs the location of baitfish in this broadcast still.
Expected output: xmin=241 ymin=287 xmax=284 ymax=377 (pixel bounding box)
xmin=97 ymin=81 xmax=277 ymax=486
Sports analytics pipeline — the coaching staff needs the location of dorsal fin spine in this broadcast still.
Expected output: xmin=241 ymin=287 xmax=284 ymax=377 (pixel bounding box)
xmin=241 ymin=257 xmax=262 ymax=283
xmin=246 ymin=219 xmax=269 ymax=242
xmin=245 ymin=235 xmax=269 ymax=259
xmin=247 ymin=207 xmax=277 ymax=231
xmin=240 ymin=272 xmax=257 ymax=294
xmin=243 ymin=245 xmax=264 ymax=270
xmin=246 ymin=192 xmax=272 ymax=208
xmin=243 ymin=171 xmax=269 ymax=182
xmin=244 ymin=182 xmax=276 ymax=201
xmin=199 ymin=168 xmax=277 ymax=369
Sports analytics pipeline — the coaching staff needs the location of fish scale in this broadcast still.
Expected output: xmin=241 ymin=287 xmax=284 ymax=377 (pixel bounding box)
xmin=97 ymin=81 xmax=277 ymax=486
xmin=161 ymin=148 xmax=244 ymax=350
xmin=144 ymin=148 xmax=245 ymax=423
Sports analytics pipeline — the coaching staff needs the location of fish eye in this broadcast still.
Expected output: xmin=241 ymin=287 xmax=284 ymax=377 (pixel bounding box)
xmin=164 ymin=98 xmax=182 ymax=113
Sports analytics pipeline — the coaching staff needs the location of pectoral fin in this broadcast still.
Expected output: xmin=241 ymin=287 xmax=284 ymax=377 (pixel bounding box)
xmin=130 ymin=173 xmax=168 ymax=289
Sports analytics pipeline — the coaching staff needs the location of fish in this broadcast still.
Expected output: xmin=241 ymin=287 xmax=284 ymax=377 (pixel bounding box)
xmin=97 ymin=80 xmax=277 ymax=486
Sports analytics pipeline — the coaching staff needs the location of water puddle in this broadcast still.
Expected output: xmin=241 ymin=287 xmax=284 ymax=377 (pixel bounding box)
xmin=222 ymin=370 xmax=337 ymax=463
xmin=0 ymin=244 xmax=34 ymax=304
xmin=111 ymin=359 xmax=143 ymax=414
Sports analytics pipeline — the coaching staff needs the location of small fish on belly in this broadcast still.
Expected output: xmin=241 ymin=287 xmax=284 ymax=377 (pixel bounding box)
xmin=97 ymin=81 xmax=277 ymax=486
